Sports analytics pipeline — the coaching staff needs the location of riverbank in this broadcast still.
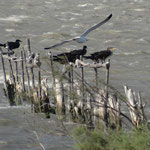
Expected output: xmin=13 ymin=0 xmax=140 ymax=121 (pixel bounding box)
xmin=0 ymin=105 xmax=74 ymax=150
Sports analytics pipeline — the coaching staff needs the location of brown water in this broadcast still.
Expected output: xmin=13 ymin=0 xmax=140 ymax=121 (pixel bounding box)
xmin=0 ymin=0 xmax=150 ymax=149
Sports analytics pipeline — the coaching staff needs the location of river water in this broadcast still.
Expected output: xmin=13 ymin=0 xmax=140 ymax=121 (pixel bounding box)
xmin=0 ymin=0 xmax=150 ymax=149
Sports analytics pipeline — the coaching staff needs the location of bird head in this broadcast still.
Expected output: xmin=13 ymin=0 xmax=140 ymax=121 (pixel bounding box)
xmin=107 ymin=47 xmax=115 ymax=51
xmin=16 ymin=39 xmax=22 ymax=43
xmin=83 ymin=45 xmax=87 ymax=49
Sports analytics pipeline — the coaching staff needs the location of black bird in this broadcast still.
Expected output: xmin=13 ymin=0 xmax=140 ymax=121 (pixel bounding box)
xmin=83 ymin=47 xmax=115 ymax=63
xmin=53 ymin=45 xmax=87 ymax=64
xmin=0 ymin=39 xmax=22 ymax=51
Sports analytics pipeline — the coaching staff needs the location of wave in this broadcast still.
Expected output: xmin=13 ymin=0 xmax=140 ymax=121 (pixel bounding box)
xmin=0 ymin=105 xmax=31 ymax=110
xmin=0 ymin=15 xmax=28 ymax=22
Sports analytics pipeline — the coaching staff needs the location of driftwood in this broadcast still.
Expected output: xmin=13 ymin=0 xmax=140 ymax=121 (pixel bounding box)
xmin=54 ymin=78 xmax=65 ymax=117
xmin=74 ymin=80 xmax=84 ymax=121
xmin=70 ymin=59 xmax=109 ymax=68
xmin=41 ymin=78 xmax=51 ymax=118
xmin=1 ymin=51 xmax=14 ymax=55
xmin=124 ymin=85 xmax=146 ymax=127
xmin=93 ymin=89 xmax=121 ymax=129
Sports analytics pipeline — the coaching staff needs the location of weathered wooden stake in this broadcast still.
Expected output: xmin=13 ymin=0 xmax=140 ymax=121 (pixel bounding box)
xmin=70 ymin=65 xmax=74 ymax=91
xmin=138 ymin=92 xmax=146 ymax=122
xmin=104 ymin=59 xmax=110 ymax=127
xmin=8 ymin=56 xmax=15 ymax=85
xmin=27 ymin=39 xmax=35 ymax=88
xmin=49 ymin=51 xmax=55 ymax=85
xmin=0 ymin=48 xmax=7 ymax=88
xmin=37 ymin=56 xmax=41 ymax=103
xmin=27 ymin=38 xmax=31 ymax=52
xmin=80 ymin=56 xmax=85 ymax=101
xmin=94 ymin=68 xmax=98 ymax=87
xmin=86 ymin=92 xmax=93 ymax=127
xmin=21 ymin=51 xmax=25 ymax=92
xmin=55 ymin=78 xmax=65 ymax=118
xmin=14 ymin=54 xmax=19 ymax=83
xmin=23 ymin=50 xmax=31 ymax=93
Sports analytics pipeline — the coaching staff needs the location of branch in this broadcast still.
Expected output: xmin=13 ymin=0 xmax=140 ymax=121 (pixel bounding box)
xmin=70 ymin=59 xmax=109 ymax=68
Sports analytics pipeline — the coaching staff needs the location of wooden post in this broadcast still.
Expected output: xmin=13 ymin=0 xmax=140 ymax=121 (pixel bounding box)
xmin=94 ymin=68 xmax=98 ymax=87
xmin=55 ymin=78 xmax=65 ymax=117
xmin=49 ymin=51 xmax=55 ymax=85
xmin=21 ymin=51 xmax=25 ymax=92
xmin=70 ymin=65 xmax=74 ymax=91
xmin=80 ymin=56 xmax=85 ymax=102
xmin=23 ymin=50 xmax=31 ymax=93
xmin=0 ymin=48 xmax=7 ymax=88
xmin=37 ymin=54 xmax=41 ymax=102
xmin=103 ymin=59 xmax=110 ymax=127
xmin=86 ymin=92 xmax=93 ymax=128
xmin=8 ymin=56 xmax=15 ymax=85
xmin=27 ymin=39 xmax=35 ymax=88
xmin=49 ymin=52 xmax=65 ymax=117
xmin=31 ymin=63 xmax=35 ymax=88
xmin=14 ymin=54 xmax=19 ymax=83
xmin=27 ymin=38 xmax=31 ymax=52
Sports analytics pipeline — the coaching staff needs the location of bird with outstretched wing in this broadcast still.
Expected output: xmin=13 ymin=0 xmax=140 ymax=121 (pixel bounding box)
xmin=44 ymin=13 xmax=112 ymax=50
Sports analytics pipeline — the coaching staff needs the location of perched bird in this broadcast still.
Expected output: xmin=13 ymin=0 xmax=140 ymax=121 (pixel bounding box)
xmin=34 ymin=53 xmax=41 ymax=67
xmin=0 ymin=39 xmax=22 ymax=51
xmin=44 ymin=14 xmax=112 ymax=50
xmin=27 ymin=52 xmax=35 ymax=64
xmin=53 ymin=45 xmax=87 ymax=64
xmin=69 ymin=45 xmax=87 ymax=58
xmin=83 ymin=47 xmax=115 ymax=63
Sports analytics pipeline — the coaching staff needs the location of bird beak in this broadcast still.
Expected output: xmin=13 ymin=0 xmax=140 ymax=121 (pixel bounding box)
xmin=111 ymin=47 xmax=116 ymax=51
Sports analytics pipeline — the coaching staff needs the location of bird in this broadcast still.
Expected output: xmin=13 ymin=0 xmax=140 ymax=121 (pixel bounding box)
xmin=27 ymin=52 xmax=35 ymax=64
xmin=52 ymin=45 xmax=87 ymax=64
xmin=0 ymin=39 xmax=22 ymax=51
xmin=44 ymin=14 xmax=112 ymax=50
xmin=34 ymin=53 xmax=41 ymax=67
xmin=83 ymin=47 xmax=115 ymax=63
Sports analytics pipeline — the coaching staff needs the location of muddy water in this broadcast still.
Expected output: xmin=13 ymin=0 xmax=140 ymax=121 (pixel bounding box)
xmin=0 ymin=0 xmax=150 ymax=149
xmin=0 ymin=105 xmax=74 ymax=150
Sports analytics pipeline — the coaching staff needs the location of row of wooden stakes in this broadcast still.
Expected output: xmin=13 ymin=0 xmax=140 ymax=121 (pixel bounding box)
xmin=0 ymin=39 xmax=147 ymax=129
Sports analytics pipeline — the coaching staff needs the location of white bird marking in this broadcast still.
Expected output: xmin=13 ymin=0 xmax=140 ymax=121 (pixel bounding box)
xmin=44 ymin=14 xmax=112 ymax=50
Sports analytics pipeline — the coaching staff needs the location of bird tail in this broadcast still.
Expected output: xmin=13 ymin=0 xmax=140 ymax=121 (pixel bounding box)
xmin=52 ymin=55 xmax=64 ymax=62
xmin=0 ymin=43 xmax=5 ymax=47
xmin=52 ymin=55 xmax=59 ymax=61
xmin=83 ymin=55 xmax=92 ymax=59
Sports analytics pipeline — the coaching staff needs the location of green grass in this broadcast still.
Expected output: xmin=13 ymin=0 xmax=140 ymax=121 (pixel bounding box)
xmin=72 ymin=125 xmax=150 ymax=150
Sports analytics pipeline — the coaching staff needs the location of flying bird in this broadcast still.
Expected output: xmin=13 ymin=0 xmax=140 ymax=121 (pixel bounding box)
xmin=0 ymin=39 xmax=22 ymax=51
xmin=52 ymin=45 xmax=87 ymax=64
xmin=44 ymin=14 xmax=112 ymax=50
xmin=83 ymin=47 xmax=115 ymax=63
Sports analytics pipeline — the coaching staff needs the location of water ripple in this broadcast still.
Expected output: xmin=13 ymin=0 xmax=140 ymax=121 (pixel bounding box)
xmin=77 ymin=3 xmax=93 ymax=7
xmin=0 ymin=15 xmax=29 ymax=22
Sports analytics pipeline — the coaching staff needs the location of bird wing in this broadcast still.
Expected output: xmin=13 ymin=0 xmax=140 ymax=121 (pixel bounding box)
xmin=80 ymin=13 xmax=112 ymax=37
xmin=44 ymin=39 xmax=74 ymax=50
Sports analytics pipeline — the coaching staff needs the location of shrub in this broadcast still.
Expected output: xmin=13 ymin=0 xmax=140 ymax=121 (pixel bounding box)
xmin=72 ymin=125 xmax=150 ymax=150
